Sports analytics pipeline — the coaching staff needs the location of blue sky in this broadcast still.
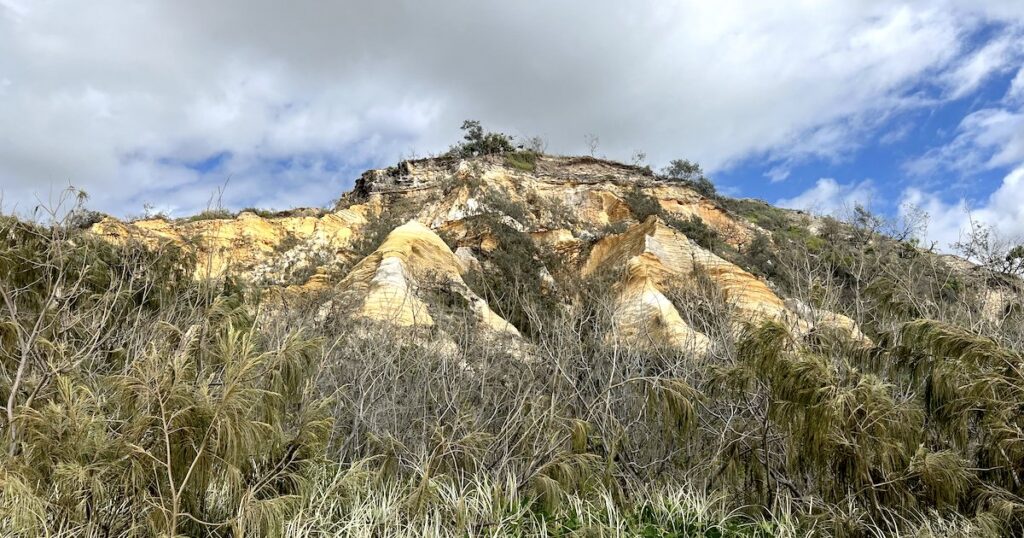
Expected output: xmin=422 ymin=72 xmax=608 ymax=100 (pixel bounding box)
xmin=1 ymin=1 xmax=1023 ymax=250
xmin=720 ymin=60 xmax=1021 ymax=213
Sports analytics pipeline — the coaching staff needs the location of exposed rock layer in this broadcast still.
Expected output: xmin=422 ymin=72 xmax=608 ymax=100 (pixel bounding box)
xmin=92 ymin=154 xmax=868 ymax=346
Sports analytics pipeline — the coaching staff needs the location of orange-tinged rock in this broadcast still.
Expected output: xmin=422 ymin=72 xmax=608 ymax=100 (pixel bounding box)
xmin=651 ymin=186 xmax=754 ymax=247
xmin=582 ymin=216 xmax=812 ymax=351
xmin=578 ymin=191 xmax=633 ymax=226
xmin=90 ymin=206 xmax=369 ymax=281
xmin=480 ymin=234 xmax=500 ymax=253
xmin=85 ymin=153 xmax=879 ymax=345
xmin=582 ymin=217 xmax=710 ymax=353
xmin=611 ymin=256 xmax=712 ymax=352
xmin=531 ymin=229 xmax=575 ymax=246
xmin=336 ymin=220 xmax=519 ymax=335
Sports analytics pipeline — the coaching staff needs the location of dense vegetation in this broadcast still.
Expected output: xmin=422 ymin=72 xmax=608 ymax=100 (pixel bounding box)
xmin=3 ymin=171 xmax=1024 ymax=537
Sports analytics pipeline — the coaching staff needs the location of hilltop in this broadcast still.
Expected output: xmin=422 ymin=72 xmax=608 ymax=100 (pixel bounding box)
xmin=86 ymin=154 xmax=921 ymax=346
xmin=3 ymin=146 xmax=1024 ymax=536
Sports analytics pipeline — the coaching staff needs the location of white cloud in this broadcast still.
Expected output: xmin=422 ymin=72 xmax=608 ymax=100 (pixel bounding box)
xmin=900 ymin=166 xmax=1024 ymax=251
xmin=898 ymin=188 xmax=971 ymax=251
xmin=1008 ymin=67 xmax=1024 ymax=103
xmin=0 ymin=1 xmax=1022 ymax=215
xmin=776 ymin=178 xmax=877 ymax=216
xmin=765 ymin=165 xmax=791 ymax=183
xmin=942 ymin=26 xmax=1024 ymax=99
xmin=880 ymin=123 xmax=913 ymax=145
xmin=906 ymin=100 xmax=1024 ymax=177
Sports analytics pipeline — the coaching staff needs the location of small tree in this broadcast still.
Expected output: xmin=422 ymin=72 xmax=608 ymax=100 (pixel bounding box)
xmin=524 ymin=135 xmax=548 ymax=153
xmin=451 ymin=120 xmax=515 ymax=157
xmin=662 ymin=159 xmax=716 ymax=197
xmin=663 ymin=159 xmax=702 ymax=181
xmin=584 ymin=133 xmax=599 ymax=156
xmin=953 ymin=218 xmax=1024 ymax=276
xmin=1007 ymin=245 xmax=1024 ymax=276
xmin=630 ymin=150 xmax=647 ymax=167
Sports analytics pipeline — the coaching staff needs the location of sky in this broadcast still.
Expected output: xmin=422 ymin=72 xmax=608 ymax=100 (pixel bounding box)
xmin=1 ymin=1 xmax=1023 ymax=251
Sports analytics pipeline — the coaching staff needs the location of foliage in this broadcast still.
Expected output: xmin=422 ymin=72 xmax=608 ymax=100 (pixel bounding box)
xmin=460 ymin=214 xmax=561 ymax=338
xmin=5 ymin=179 xmax=1024 ymax=536
xmin=448 ymin=120 xmax=516 ymax=158
xmin=66 ymin=208 xmax=106 ymax=229
xmin=504 ymin=149 xmax=539 ymax=172
xmin=347 ymin=205 xmax=407 ymax=260
xmin=0 ymin=213 xmax=330 ymax=536
xmin=670 ymin=215 xmax=720 ymax=251
xmin=186 ymin=208 xmax=234 ymax=222
xmin=954 ymin=219 xmax=1024 ymax=276
xmin=738 ymin=232 xmax=778 ymax=278
xmin=240 ymin=207 xmax=279 ymax=219
xmin=623 ymin=186 xmax=663 ymax=222
xmin=719 ymin=198 xmax=791 ymax=233
xmin=477 ymin=186 xmax=531 ymax=226
xmin=622 ymin=186 xmax=721 ymax=250
xmin=287 ymin=467 xmax=792 ymax=537
xmin=663 ymin=158 xmax=703 ymax=181
xmin=663 ymin=158 xmax=716 ymax=197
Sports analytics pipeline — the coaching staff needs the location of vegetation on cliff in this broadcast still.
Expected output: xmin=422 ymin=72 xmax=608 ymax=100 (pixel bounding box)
xmin=2 ymin=137 xmax=1024 ymax=536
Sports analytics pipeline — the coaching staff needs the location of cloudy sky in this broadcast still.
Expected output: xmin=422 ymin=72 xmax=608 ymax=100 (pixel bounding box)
xmin=1 ymin=1 xmax=1023 ymax=250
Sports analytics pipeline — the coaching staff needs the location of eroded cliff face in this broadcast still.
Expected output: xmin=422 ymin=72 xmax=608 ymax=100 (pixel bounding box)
xmin=90 ymin=153 xmax=865 ymax=346
xmin=581 ymin=216 xmax=785 ymax=353
xmin=90 ymin=206 xmax=372 ymax=283
xmin=332 ymin=220 xmax=519 ymax=335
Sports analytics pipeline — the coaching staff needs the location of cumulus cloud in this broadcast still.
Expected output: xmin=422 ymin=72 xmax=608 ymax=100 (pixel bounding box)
xmin=900 ymin=166 xmax=1024 ymax=251
xmin=907 ymin=106 xmax=1024 ymax=176
xmin=0 ymin=1 xmax=1023 ymax=215
xmin=776 ymin=178 xmax=877 ymax=216
xmin=898 ymin=41 xmax=1024 ymax=254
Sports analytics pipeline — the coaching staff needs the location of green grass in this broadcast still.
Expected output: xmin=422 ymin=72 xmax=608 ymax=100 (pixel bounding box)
xmin=184 ymin=208 xmax=234 ymax=222
xmin=4 ymin=186 xmax=1024 ymax=537
xmin=505 ymin=150 xmax=539 ymax=172
xmin=286 ymin=466 xmax=797 ymax=537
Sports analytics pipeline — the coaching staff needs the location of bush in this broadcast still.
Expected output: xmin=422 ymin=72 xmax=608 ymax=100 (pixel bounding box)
xmin=738 ymin=232 xmax=778 ymax=278
xmin=719 ymin=198 xmax=790 ymax=233
xmin=186 ymin=208 xmax=234 ymax=222
xmin=666 ymin=215 xmax=719 ymax=251
xmin=478 ymin=186 xmax=531 ymax=225
xmin=622 ymin=186 xmax=721 ymax=250
xmin=348 ymin=207 xmax=405 ymax=259
xmin=689 ymin=176 xmax=717 ymax=198
xmin=449 ymin=120 xmax=515 ymax=157
xmin=239 ymin=206 xmax=278 ymax=218
xmin=623 ymin=186 xmax=662 ymax=221
xmin=66 ymin=208 xmax=105 ymax=229
xmin=663 ymin=158 xmax=703 ymax=181
xmin=504 ymin=149 xmax=538 ymax=171
xmin=662 ymin=158 xmax=717 ymax=197
xmin=6 ymin=185 xmax=1024 ymax=536
xmin=461 ymin=215 xmax=560 ymax=338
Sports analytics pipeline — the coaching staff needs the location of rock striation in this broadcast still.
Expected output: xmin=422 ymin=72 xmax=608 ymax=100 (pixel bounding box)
xmin=90 ymin=153 xmax=871 ymax=348
xmin=91 ymin=207 xmax=369 ymax=283
xmin=334 ymin=220 xmax=519 ymax=335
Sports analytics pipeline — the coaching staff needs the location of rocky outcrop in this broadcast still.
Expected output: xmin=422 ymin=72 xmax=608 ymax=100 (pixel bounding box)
xmin=89 ymin=153 xmax=874 ymax=348
xmin=90 ymin=207 xmax=369 ymax=282
xmin=342 ymin=155 xmax=757 ymax=251
xmin=334 ymin=220 xmax=519 ymax=335
xmin=581 ymin=216 xmax=796 ymax=352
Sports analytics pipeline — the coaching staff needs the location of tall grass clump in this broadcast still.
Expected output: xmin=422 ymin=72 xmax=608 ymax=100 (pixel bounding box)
xmin=3 ymin=190 xmax=1024 ymax=536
